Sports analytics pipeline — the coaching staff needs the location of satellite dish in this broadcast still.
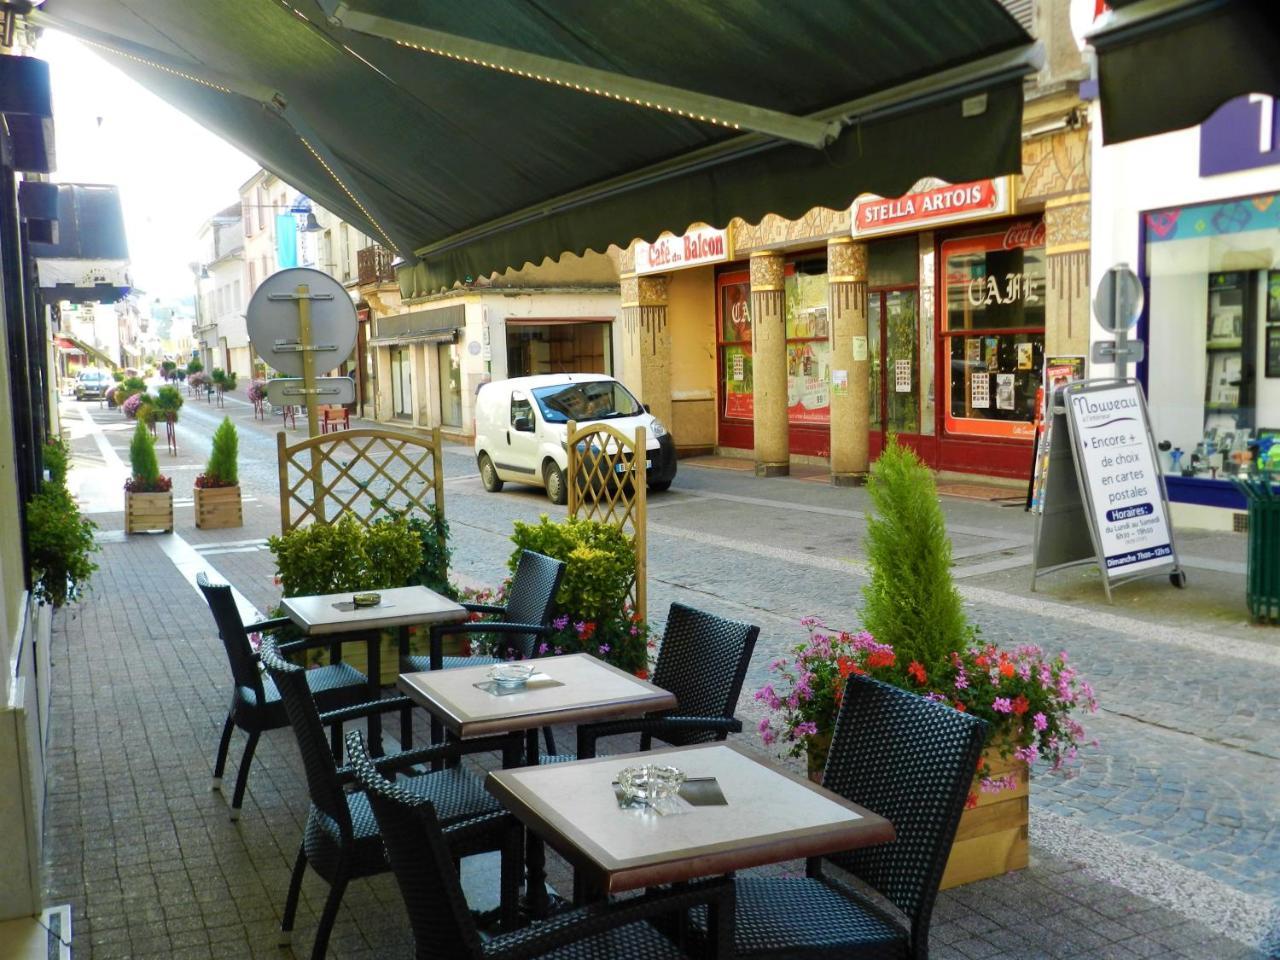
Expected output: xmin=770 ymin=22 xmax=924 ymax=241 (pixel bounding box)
xmin=245 ymin=268 xmax=356 ymax=377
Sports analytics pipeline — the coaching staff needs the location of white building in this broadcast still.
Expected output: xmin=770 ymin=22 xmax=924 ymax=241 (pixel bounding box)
xmin=194 ymin=203 xmax=247 ymax=376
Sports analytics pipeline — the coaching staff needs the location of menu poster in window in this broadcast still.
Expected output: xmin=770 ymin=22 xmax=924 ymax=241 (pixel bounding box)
xmin=1044 ymin=355 xmax=1086 ymax=401
xmin=895 ymin=358 xmax=912 ymax=393
xmin=732 ymin=353 xmax=744 ymax=381
xmin=970 ymin=373 xmax=990 ymax=408
xmin=995 ymin=373 xmax=1016 ymax=410
xmin=965 ymin=338 xmax=982 ymax=366
xmin=787 ymin=342 xmax=831 ymax=423
xmin=1016 ymin=342 xmax=1034 ymax=370
xmin=986 ymin=338 xmax=1000 ymax=372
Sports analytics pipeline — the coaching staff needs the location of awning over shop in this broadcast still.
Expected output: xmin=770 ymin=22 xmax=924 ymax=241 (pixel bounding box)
xmin=1089 ymin=0 xmax=1280 ymax=144
xmin=28 ymin=183 xmax=133 ymax=302
xmin=38 ymin=1 xmax=1038 ymax=291
xmin=57 ymin=333 xmax=119 ymax=369
xmin=370 ymin=304 xmax=465 ymax=346
xmin=54 ymin=337 xmax=85 ymax=355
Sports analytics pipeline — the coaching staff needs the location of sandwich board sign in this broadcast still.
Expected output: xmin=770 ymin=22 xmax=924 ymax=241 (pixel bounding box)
xmin=1031 ymin=378 xmax=1186 ymax=599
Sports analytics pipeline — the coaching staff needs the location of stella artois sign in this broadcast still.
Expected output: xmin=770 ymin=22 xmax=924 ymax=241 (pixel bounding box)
xmin=852 ymin=177 xmax=1014 ymax=239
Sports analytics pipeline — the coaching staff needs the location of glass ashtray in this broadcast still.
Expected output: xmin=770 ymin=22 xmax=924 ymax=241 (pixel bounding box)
xmin=488 ymin=663 xmax=536 ymax=688
xmin=617 ymin=764 xmax=685 ymax=809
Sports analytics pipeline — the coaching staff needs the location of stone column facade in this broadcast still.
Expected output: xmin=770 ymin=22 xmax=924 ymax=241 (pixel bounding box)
xmin=619 ymin=273 xmax=672 ymax=431
xmin=750 ymin=251 xmax=788 ymax=476
xmin=1044 ymin=193 xmax=1091 ymax=358
xmin=827 ymin=238 xmax=870 ymax=484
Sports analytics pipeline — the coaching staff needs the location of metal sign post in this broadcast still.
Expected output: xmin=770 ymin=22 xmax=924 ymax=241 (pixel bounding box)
xmin=269 ymin=284 xmax=328 ymax=520
xmin=1091 ymin=262 xmax=1146 ymax=378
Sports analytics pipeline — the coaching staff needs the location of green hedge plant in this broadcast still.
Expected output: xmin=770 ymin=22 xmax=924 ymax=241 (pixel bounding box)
xmin=267 ymin=514 xmax=424 ymax=597
xmin=27 ymin=438 xmax=97 ymax=607
xmin=125 ymin=420 xmax=170 ymax=493
xmin=197 ymin=417 xmax=238 ymax=488
xmin=860 ymin=436 xmax=970 ymax=675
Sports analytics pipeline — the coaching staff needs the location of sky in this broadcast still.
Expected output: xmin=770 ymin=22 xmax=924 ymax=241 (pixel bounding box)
xmin=41 ymin=30 xmax=260 ymax=302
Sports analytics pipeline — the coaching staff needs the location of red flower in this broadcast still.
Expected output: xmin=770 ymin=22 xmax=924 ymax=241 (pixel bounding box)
xmin=907 ymin=661 xmax=927 ymax=685
xmin=953 ymin=700 xmax=967 ymax=712
xmin=837 ymin=656 xmax=856 ymax=679
xmin=867 ymin=650 xmax=896 ymax=670
xmin=964 ymin=792 xmax=979 ymax=809
xmin=1012 ymin=694 xmax=1030 ymax=716
xmin=974 ymin=654 xmax=990 ymax=668
xmin=975 ymin=756 xmax=986 ymax=773
xmin=999 ymin=661 xmax=1016 ymax=679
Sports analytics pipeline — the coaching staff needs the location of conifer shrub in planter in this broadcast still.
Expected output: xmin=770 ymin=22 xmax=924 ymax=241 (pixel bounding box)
xmin=124 ymin=420 xmax=172 ymax=533
xmin=194 ymin=417 xmax=241 ymax=529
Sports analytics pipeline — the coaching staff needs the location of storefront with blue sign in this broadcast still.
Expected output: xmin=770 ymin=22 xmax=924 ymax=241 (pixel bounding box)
xmin=1091 ymin=93 xmax=1280 ymax=529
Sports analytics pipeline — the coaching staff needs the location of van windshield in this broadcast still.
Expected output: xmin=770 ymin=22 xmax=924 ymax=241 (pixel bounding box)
xmin=532 ymin=380 xmax=643 ymax=424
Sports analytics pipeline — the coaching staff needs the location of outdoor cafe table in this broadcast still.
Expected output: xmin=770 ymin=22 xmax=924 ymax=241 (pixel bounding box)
xmin=280 ymin=584 xmax=468 ymax=753
xmin=485 ymin=741 xmax=895 ymax=902
xmin=397 ymin=652 xmax=679 ymax=910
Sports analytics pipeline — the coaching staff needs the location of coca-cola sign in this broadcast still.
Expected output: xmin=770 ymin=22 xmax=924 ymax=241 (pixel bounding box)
xmin=1001 ymin=220 xmax=1046 ymax=250
xmin=635 ymin=226 xmax=731 ymax=275
xmin=852 ymin=177 xmax=1013 ymax=238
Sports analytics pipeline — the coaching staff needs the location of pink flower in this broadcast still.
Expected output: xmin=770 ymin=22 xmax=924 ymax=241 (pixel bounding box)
xmin=757 ymin=717 xmax=771 ymax=734
xmin=552 ymin=615 xmax=569 ymax=631
xmin=537 ymin=642 xmax=550 ymax=655
xmin=1033 ymin=712 xmax=1048 ymax=731
xmin=761 ymin=728 xmax=776 ymax=746
xmin=1014 ymin=745 xmax=1038 ymax=764
xmin=992 ymin=697 xmax=1013 ymax=714
xmin=793 ymin=721 xmax=818 ymax=738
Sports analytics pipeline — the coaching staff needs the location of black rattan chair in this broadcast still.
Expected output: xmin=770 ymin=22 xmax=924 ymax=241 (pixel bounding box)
xmin=565 ymin=603 xmax=759 ymax=761
xmin=197 ymin=572 xmax=369 ymax=820
xmin=346 ymin=729 xmax=736 ymax=960
xmin=260 ymin=639 xmax=523 ymax=960
xmin=691 ymin=673 xmax=988 ymax=960
xmin=400 ymin=549 xmax=566 ymax=673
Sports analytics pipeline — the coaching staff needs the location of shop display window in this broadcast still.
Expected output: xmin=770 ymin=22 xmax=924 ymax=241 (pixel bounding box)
xmin=718 ymin=277 xmax=753 ymax=420
xmin=1143 ymin=192 xmax=1280 ymax=479
xmin=785 ymin=264 xmax=830 ymax=424
xmin=941 ymin=223 xmax=1046 ymax=440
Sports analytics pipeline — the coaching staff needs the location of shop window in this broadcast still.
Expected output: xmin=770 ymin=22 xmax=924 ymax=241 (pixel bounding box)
xmin=941 ymin=223 xmax=1046 ymax=440
xmin=1143 ymin=192 xmax=1280 ymax=479
xmin=718 ymin=278 xmax=753 ymax=420
xmin=390 ymin=347 xmax=411 ymax=419
xmin=506 ymin=321 xmax=611 ymax=378
xmin=785 ymin=262 xmax=830 ymax=425
xmin=437 ymin=340 xmax=462 ymax=427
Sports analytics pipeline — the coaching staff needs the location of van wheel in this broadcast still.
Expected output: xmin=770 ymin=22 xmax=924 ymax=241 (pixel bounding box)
xmin=544 ymin=462 xmax=567 ymax=505
xmin=478 ymin=453 xmax=503 ymax=492
xmin=648 ymin=480 xmax=672 ymax=493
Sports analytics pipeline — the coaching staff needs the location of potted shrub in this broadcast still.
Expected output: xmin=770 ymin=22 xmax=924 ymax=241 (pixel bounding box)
xmin=124 ymin=420 xmax=173 ymax=534
xmin=755 ymin=438 xmax=1098 ymax=889
xmin=210 ymin=368 xmax=236 ymax=406
xmin=195 ymin=417 xmax=242 ymax=529
xmin=160 ymin=359 xmax=177 ymax=381
xmin=26 ymin=437 xmax=98 ymax=607
xmin=114 ymin=375 xmax=146 ymax=412
xmin=247 ymin=379 xmax=267 ymax=419
xmin=151 ymin=384 xmax=184 ymax=455
xmin=185 ymin=359 xmax=204 ymax=396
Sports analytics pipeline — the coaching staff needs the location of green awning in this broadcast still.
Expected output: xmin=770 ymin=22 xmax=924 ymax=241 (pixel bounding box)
xmin=38 ymin=1 xmax=1037 ymax=291
xmin=1089 ymin=0 xmax=1280 ymax=144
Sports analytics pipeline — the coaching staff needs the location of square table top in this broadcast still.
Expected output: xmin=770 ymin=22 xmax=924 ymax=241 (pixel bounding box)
xmin=485 ymin=741 xmax=895 ymax=894
xmin=397 ymin=653 xmax=677 ymax=738
xmin=281 ymin=585 xmax=467 ymax=635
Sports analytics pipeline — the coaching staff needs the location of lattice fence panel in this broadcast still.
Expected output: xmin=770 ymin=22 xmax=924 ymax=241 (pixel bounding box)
xmin=277 ymin=427 xmax=444 ymax=533
xmin=566 ymin=421 xmax=647 ymax=620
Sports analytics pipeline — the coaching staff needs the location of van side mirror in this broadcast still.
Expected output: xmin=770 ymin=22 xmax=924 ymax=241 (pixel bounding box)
xmin=643 ymin=403 xmax=651 ymax=413
xmin=513 ymin=415 xmax=534 ymax=433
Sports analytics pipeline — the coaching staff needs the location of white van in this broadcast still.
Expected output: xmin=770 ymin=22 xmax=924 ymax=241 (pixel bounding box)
xmin=474 ymin=374 xmax=677 ymax=504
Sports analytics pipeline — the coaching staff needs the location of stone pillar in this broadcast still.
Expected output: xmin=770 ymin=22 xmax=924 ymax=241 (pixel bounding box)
xmin=1044 ymin=193 xmax=1091 ymax=358
xmin=750 ymin=251 xmax=788 ymax=477
xmin=827 ymin=238 xmax=870 ymax=484
xmin=619 ymin=273 xmax=672 ymax=430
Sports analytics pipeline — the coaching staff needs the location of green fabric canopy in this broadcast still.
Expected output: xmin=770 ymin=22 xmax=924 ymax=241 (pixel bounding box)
xmin=40 ymin=1 xmax=1037 ymax=292
xmin=1090 ymin=0 xmax=1280 ymax=145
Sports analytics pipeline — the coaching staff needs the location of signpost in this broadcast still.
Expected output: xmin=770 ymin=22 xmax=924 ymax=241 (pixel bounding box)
xmin=246 ymin=267 xmax=358 ymax=523
xmin=1091 ymin=262 xmax=1145 ymax=378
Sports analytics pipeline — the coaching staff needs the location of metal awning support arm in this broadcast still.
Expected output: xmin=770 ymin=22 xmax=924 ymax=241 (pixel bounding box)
xmin=319 ymin=1 xmax=840 ymax=149
xmin=30 ymin=10 xmax=409 ymax=256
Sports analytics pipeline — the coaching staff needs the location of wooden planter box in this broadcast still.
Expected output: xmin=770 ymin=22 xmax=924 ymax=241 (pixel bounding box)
xmin=195 ymin=484 xmax=243 ymax=529
xmin=940 ymin=746 xmax=1029 ymax=889
xmin=125 ymin=491 xmax=173 ymax=534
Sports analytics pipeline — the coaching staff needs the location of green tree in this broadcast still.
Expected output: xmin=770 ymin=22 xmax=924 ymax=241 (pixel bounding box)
xmin=860 ymin=436 xmax=970 ymax=672
xmin=129 ymin=420 xmax=160 ymax=484
xmin=205 ymin=417 xmax=239 ymax=486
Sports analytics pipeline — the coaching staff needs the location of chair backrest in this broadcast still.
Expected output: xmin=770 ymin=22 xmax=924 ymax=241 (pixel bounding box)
xmin=497 ymin=550 xmax=566 ymax=659
xmin=197 ymin=572 xmax=266 ymax=703
xmin=824 ymin=674 xmax=988 ymax=953
xmin=345 ymin=731 xmax=483 ymax=960
xmin=650 ymin=603 xmax=759 ymax=745
xmin=259 ymin=638 xmax=352 ymax=830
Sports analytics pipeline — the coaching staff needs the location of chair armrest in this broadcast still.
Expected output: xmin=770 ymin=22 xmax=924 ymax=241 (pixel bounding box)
xmin=485 ymin=879 xmax=735 ymax=960
xmin=319 ymin=695 xmax=416 ymax=726
xmin=276 ymin=634 xmax=347 ymax=656
xmin=445 ymin=621 xmax=551 ymax=637
xmin=577 ymin=716 xmax=740 ymax=759
xmin=462 ymin=602 xmax=507 ymax=616
xmin=246 ymin=617 xmax=294 ymax=634
xmin=334 ymin=731 xmax=520 ymax=781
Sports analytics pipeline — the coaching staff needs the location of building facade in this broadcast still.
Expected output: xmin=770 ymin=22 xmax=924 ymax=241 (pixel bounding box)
xmin=194 ymin=203 xmax=247 ymax=376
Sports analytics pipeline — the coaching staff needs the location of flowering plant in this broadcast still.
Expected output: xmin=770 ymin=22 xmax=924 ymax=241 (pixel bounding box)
xmin=532 ymin=601 xmax=652 ymax=675
xmin=757 ymin=619 xmax=1098 ymax=794
xmin=247 ymin=379 xmax=267 ymax=404
xmin=122 ymin=392 xmax=146 ymax=419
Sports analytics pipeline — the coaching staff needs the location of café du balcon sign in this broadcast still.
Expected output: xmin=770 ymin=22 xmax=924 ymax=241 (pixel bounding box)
xmin=635 ymin=225 xmax=732 ymax=275
xmin=852 ymin=177 xmax=1014 ymax=239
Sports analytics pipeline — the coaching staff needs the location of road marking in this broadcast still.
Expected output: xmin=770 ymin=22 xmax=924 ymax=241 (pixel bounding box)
xmin=157 ymin=531 xmax=264 ymax=623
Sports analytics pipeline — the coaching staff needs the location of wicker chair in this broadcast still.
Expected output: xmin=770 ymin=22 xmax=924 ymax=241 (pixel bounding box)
xmin=569 ymin=603 xmax=759 ymax=761
xmin=197 ymin=572 xmax=369 ymax=820
xmin=260 ymin=639 xmax=523 ymax=960
xmin=346 ymin=729 xmax=736 ymax=960
xmin=692 ymin=674 xmax=988 ymax=960
xmin=400 ymin=549 xmax=565 ymax=673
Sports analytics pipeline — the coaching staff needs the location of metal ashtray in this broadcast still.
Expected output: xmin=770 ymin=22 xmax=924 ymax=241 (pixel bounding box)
xmin=488 ymin=662 xmax=536 ymax=688
xmin=352 ymin=592 xmax=382 ymax=608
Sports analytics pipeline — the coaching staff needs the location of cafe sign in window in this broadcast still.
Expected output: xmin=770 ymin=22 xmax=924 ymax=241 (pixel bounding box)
xmin=941 ymin=221 xmax=1046 ymax=440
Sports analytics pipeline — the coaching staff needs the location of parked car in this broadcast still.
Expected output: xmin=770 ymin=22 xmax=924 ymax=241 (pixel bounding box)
xmin=74 ymin=368 xmax=114 ymax=401
xmin=474 ymin=374 xmax=676 ymax=504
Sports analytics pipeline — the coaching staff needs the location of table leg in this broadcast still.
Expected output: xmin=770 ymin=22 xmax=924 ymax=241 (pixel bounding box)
xmin=398 ymin=626 xmax=413 ymax=748
xmin=367 ymin=632 xmax=383 ymax=756
xmin=523 ymin=727 xmax=549 ymax=917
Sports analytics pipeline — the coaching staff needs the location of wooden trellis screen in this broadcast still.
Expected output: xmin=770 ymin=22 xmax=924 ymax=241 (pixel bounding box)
xmin=566 ymin=421 xmax=647 ymax=622
xmin=277 ymin=427 xmax=444 ymax=533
